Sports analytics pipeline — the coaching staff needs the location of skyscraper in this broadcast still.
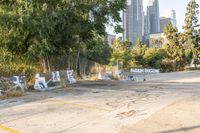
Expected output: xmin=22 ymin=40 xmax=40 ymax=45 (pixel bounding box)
xmin=160 ymin=10 xmax=177 ymax=33
xmin=123 ymin=0 xmax=144 ymax=46
xmin=146 ymin=0 xmax=160 ymax=34
xmin=171 ymin=9 xmax=177 ymax=27
xmin=144 ymin=15 xmax=148 ymax=35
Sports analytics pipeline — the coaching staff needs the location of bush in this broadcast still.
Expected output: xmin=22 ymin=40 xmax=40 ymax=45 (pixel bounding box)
xmin=144 ymin=48 xmax=167 ymax=69
xmin=161 ymin=59 xmax=177 ymax=72
xmin=0 ymin=48 xmax=40 ymax=81
xmin=194 ymin=58 xmax=200 ymax=65
xmin=193 ymin=58 xmax=200 ymax=69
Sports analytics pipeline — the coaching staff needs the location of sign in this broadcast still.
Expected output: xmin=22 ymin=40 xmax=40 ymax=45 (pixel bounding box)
xmin=130 ymin=69 xmax=160 ymax=74
xmin=66 ymin=70 xmax=76 ymax=84
xmin=10 ymin=76 xmax=27 ymax=91
xmin=52 ymin=71 xmax=61 ymax=82
xmin=34 ymin=74 xmax=48 ymax=90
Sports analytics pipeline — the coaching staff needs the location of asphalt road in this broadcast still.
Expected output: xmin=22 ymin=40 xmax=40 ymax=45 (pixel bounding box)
xmin=0 ymin=71 xmax=200 ymax=133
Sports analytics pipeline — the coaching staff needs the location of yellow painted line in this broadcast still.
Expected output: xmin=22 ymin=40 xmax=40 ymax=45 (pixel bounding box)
xmin=63 ymin=101 xmax=112 ymax=112
xmin=0 ymin=124 xmax=21 ymax=133
xmin=49 ymin=100 xmax=112 ymax=112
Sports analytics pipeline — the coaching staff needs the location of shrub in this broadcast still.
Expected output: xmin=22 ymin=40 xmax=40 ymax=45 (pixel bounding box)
xmin=0 ymin=48 xmax=40 ymax=82
xmin=161 ymin=59 xmax=177 ymax=72
xmin=144 ymin=48 xmax=167 ymax=69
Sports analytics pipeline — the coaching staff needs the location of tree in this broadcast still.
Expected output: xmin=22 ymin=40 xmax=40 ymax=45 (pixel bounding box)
xmin=0 ymin=0 xmax=126 ymax=75
xmin=183 ymin=0 xmax=200 ymax=58
xmin=164 ymin=22 xmax=186 ymax=68
xmin=87 ymin=35 xmax=112 ymax=65
xmin=144 ymin=48 xmax=167 ymax=69
xmin=0 ymin=47 xmax=39 ymax=80
xmin=132 ymin=39 xmax=146 ymax=67
xmin=110 ymin=39 xmax=131 ymax=70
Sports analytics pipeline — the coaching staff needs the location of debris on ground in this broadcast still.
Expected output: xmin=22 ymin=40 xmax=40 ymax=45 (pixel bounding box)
xmin=0 ymin=77 xmax=24 ymax=97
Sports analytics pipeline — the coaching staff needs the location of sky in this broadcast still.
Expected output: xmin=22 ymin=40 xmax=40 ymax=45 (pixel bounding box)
xmin=107 ymin=0 xmax=200 ymax=35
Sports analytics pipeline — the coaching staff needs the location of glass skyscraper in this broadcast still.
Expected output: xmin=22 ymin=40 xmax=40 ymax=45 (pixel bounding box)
xmin=123 ymin=0 xmax=144 ymax=46
xmin=146 ymin=0 xmax=160 ymax=34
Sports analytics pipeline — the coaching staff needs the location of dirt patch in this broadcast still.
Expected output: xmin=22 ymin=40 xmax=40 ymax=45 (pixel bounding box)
xmin=120 ymin=96 xmax=200 ymax=133
xmin=0 ymin=90 xmax=24 ymax=100
xmin=116 ymin=110 xmax=137 ymax=119
xmin=75 ymin=81 xmax=116 ymax=88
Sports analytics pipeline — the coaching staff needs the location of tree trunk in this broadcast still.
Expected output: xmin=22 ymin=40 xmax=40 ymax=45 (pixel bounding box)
xmin=41 ymin=58 xmax=47 ymax=73
xmin=47 ymin=56 xmax=51 ymax=72
xmin=79 ymin=56 xmax=82 ymax=78
xmin=67 ymin=54 xmax=71 ymax=70
xmin=75 ymin=49 xmax=80 ymax=78
xmin=83 ymin=58 xmax=88 ymax=79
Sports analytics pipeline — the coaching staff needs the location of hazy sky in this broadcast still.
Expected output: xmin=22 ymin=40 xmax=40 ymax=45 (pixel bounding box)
xmin=144 ymin=0 xmax=200 ymax=31
xmin=107 ymin=0 xmax=200 ymax=35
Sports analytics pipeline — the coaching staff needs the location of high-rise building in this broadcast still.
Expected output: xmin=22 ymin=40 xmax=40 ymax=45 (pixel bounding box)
xmin=144 ymin=15 xmax=148 ymax=35
xmin=171 ymin=9 xmax=177 ymax=27
xmin=160 ymin=10 xmax=177 ymax=32
xmin=123 ymin=0 xmax=144 ymax=46
xmin=160 ymin=17 xmax=171 ymax=32
xmin=146 ymin=0 xmax=160 ymax=34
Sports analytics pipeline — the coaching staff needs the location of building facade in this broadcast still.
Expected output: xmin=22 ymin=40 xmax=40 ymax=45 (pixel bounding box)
xmin=123 ymin=0 xmax=144 ymax=46
xmin=144 ymin=15 xmax=148 ymax=35
xmin=146 ymin=0 xmax=160 ymax=34
xmin=144 ymin=32 xmax=168 ymax=48
xmin=160 ymin=17 xmax=171 ymax=32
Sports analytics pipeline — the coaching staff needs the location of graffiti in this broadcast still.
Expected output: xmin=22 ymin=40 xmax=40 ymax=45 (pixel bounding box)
xmin=66 ymin=70 xmax=76 ymax=84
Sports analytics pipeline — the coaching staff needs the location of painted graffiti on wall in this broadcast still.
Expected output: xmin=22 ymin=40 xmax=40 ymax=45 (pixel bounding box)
xmin=67 ymin=70 xmax=76 ymax=84
xmin=52 ymin=71 xmax=61 ymax=82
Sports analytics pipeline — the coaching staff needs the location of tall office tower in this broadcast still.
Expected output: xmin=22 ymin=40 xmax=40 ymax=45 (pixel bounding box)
xmin=142 ymin=11 xmax=145 ymax=36
xmin=146 ymin=0 xmax=160 ymax=34
xmin=123 ymin=0 xmax=144 ymax=46
xmin=171 ymin=9 xmax=177 ymax=27
xmin=122 ymin=10 xmax=127 ymax=41
xmin=144 ymin=15 xmax=148 ymax=35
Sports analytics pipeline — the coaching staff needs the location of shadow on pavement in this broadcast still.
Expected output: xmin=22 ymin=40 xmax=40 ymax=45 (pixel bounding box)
xmin=158 ymin=125 xmax=200 ymax=133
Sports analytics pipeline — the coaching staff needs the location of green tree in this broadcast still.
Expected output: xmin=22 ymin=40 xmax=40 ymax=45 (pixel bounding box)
xmin=132 ymin=39 xmax=146 ymax=67
xmin=0 ymin=0 xmax=126 ymax=75
xmin=0 ymin=47 xmax=39 ymax=80
xmin=183 ymin=0 xmax=200 ymax=58
xmin=86 ymin=35 xmax=112 ymax=65
xmin=144 ymin=48 xmax=167 ymax=69
xmin=110 ymin=39 xmax=131 ymax=70
xmin=164 ymin=22 xmax=186 ymax=68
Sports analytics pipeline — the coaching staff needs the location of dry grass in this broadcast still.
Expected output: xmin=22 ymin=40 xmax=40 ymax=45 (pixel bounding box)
xmin=0 ymin=90 xmax=24 ymax=100
xmin=87 ymin=77 xmax=99 ymax=81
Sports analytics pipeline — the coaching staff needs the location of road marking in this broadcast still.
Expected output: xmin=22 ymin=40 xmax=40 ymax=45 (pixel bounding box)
xmin=63 ymin=101 xmax=112 ymax=112
xmin=0 ymin=124 xmax=21 ymax=133
xmin=49 ymin=100 xmax=112 ymax=112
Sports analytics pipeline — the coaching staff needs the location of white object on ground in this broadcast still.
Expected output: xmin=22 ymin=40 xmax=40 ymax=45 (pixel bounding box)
xmin=52 ymin=71 xmax=61 ymax=82
xmin=34 ymin=74 xmax=48 ymax=91
xmin=67 ymin=70 xmax=76 ymax=84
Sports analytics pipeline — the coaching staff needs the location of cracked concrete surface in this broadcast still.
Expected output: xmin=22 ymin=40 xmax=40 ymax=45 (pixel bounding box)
xmin=0 ymin=71 xmax=200 ymax=133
